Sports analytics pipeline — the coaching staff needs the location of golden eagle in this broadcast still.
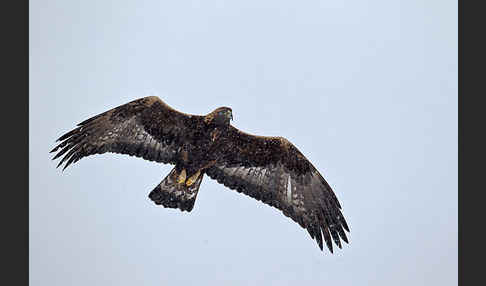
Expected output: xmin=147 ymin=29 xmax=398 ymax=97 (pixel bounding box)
xmin=51 ymin=96 xmax=349 ymax=253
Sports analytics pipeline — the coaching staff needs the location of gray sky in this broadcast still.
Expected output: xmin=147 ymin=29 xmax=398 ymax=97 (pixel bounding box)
xmin=30 ymin=1 xmax=457 ymax=285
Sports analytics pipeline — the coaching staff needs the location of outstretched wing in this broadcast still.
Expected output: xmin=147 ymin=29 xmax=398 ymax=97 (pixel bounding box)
xmin=51 ymin=96 xmax=204 ymax=170
xmin=205 ymin=126 xmax=349 ymax=253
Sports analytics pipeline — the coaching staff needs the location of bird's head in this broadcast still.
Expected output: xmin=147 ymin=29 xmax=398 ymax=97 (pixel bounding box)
xmin=206 ymin=107 xmax=233 ymax=126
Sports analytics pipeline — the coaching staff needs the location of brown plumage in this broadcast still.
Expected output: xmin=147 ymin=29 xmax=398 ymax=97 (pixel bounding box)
xmin=51 ymin=96 xmax=349 ymax=253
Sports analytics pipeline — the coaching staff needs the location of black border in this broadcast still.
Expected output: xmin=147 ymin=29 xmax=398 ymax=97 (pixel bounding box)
xmin=3 ymin=1 xmax=28 ymax=285
xmin=459 ymin=0 xmax=479 ymax=285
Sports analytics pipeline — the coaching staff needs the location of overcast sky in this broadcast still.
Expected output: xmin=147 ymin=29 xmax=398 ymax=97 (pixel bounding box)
xmin=30 ymin=1 xmax=457 ymax=285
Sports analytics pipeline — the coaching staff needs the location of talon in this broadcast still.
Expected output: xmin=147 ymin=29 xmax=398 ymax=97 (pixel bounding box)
xmin=177 ymin=169 xmax=187 ymax=184
xmin=186 ymin=170 xmax=201 ymax=186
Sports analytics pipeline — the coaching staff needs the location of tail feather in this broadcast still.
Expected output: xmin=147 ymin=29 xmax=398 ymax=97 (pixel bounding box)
xmin=149 ymin=167 xmax=204 ymax=212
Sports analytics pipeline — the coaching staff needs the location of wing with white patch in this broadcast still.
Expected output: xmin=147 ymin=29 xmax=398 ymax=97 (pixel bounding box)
xmin=205 ymin=127 xmax=349 ymax=253
xmin=50 ymin=96 xmax=204 ymax=170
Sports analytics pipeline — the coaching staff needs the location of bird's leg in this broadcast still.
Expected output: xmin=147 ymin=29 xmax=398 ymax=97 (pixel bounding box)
xmin=177 ymin=169 xmax=187 ymax=184
xmin=186 ymin=170 xmax=201 ymax=186
xmin=201 ymin=160 xmax=217 ymax=170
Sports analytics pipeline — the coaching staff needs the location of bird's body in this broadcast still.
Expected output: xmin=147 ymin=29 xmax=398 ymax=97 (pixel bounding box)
xmin=51 ymin=96 xmax=349 ymax=253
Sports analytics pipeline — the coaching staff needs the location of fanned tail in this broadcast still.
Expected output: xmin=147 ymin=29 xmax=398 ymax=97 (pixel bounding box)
xmin=148 ymin=167 xmax=204 ymax=212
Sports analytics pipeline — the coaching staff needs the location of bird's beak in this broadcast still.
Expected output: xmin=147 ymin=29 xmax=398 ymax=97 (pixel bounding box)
xmin=230 ymin=113 xmax=233 ymax=121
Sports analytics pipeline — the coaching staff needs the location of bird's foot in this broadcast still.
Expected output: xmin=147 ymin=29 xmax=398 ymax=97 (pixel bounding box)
xmin=186 ymin=170 xmax=201 ymax=186
xmin=177 ymin=169 xmax=187 ymax=185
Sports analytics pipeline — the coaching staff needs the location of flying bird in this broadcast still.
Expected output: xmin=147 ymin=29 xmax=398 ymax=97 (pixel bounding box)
xmin=51 ymin=96 xmax=349 ymax=253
